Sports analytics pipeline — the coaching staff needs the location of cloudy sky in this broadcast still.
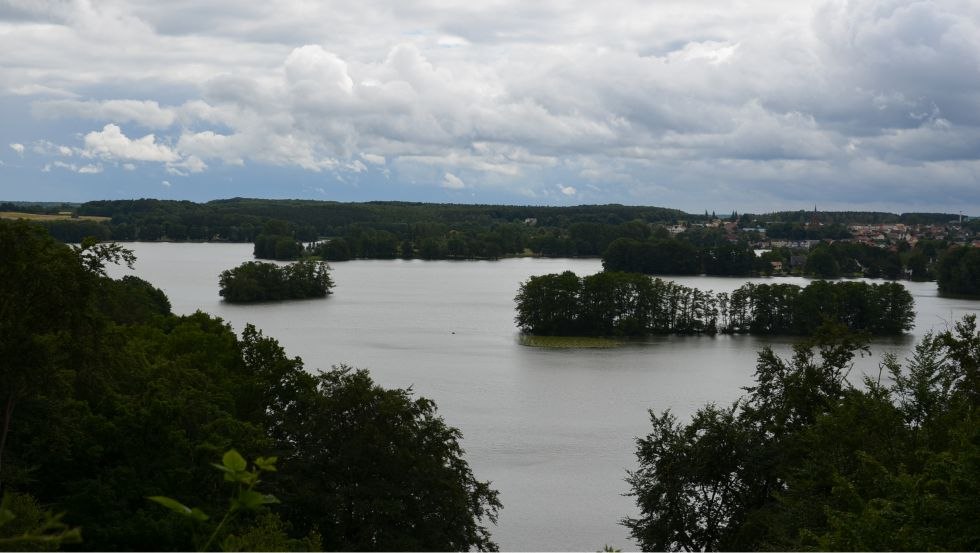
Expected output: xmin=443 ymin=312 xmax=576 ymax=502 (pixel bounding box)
xmin=1 ymin=0 xmax=978 ymax=213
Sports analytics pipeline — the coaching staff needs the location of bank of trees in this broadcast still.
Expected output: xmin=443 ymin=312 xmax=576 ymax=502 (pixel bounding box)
xmin=219 ymin=260 xmax=333 ymax=303
xmin=0 ymin=220 xmax=500 ymax=551
xmin=936 ymin=246 xmax=980 ymax=297
xmin=602 ymin=238 xmax=760 ymax=276
xmin=625 ymin=315 xmax=980 ymax=551
xmin=515 ymin=272 xmax=914 ymax=337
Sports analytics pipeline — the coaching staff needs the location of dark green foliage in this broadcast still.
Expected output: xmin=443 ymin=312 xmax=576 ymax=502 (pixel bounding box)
xmin=218 ymin=260 xmax=333 ymax=303
xmin=625 ymin=316 xmax=980 ymax=551
xmin=603 ymin=238 xmax=761 ymax=276
xmin=936 ymin=246 xmax=980 ymax=297
xmin=308 ymin=238 xmax=351 ymax=261
xmin=515 ymin=273 xmax=914 ymax=337
xmin=803 ymin=246 xmax=840 ymax=278
xmin=148 ymin=450 xmax=281 ymax=551
xmin=602 ymin=238 xmax=701 ymax=275
xmin=804 ymin=241 xmax=906 ymax=279
xmin=96 ymin=276 xmax=172 ymax=324
xmin=253 ymin=234 xmax=303 ymax=260
xmin=271 ymin=366 xmax=502 ymax=551
xmin=765 ymin=221 xmax=852 ymax=240
xmin=2 ymin=224 xmax=500 ymax=551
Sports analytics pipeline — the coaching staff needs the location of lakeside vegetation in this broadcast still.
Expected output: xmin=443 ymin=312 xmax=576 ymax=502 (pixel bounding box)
xmin=4 ymin=200 xmax=974 ymax=276
xmin=0 ymin=220 xmax=499 ymax=551
xmin=626 ymin=316 xmax=980 ymax=551
xmin=515 ymin=272 xmax=915 ymax=337
xmin=219 ymin=260 xmax=334 ymax=303
xmin=1 ymin=219 xmax=977 ymax=551
xmin=936 ymin=246 xmax=980 ymax=298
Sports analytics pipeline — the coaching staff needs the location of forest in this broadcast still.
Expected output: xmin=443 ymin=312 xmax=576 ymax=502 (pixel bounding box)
xmin=0 ymin=220 xmax=499 ymax=551
xmin=219 ymin=260 xmax=334 ymax=303
xmin=515 ymin=272 xmax=915 ymax=337
xmin=936 ymin=246 xmax=980 ymax=298
xmin=4 ymin=199 xmax=975 ymax=275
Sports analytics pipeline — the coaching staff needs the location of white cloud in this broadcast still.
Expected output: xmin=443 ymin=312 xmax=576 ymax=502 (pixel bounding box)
xmin=42 ymin=160 xmax=103 ymax=174
xmin=83 ymin=124 xmax=178 ymax=162
xmin=9 ymin=143 xmax=24 ymax=155
xmin=559 ymin=184 xmax=577 ymax=196
xmin=361 ymin=153 xmax=386 ymax=165
xmin=442 ymin=172 xmax=465 ymax=189
xmin=122 ymin=163 xmax=136 ymax=170
xmin=161 ymin=180 xmax=171 ymax=187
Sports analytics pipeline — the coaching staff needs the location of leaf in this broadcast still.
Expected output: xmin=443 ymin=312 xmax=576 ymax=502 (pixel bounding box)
xmin=254 ymin=456 xmax=278 ymax=472
xmin=188 ymin=508 xmax=210 ymax=522
xmin=222 ymin=450 xmax=248 ymax=473
xmin=148 ymin=496 xmax=208 ymax=520
xmin=233 ymin=490 xmax=280 ymax=511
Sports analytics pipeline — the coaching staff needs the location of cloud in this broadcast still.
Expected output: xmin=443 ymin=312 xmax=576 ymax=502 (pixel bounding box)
xmin=558 ymin=185 xmax=577 ymax=196
xmin=83 ymin=124 xmax=178 ymax=162
xmin=2 ymin=0 xmax=980 ymax=211
xmin=361 ymin=153 xmax=386 ymax=165
xmin=32 ymin=99 xmax=177 ymax=129
xmin=42 ymin=160 xmax=103 ymax=174
xmin=161 ymin=180 xmax=171 ymax=187
xmin=442 ymin=172 xmax=465 ymax=189
xmin=9 ymin=143 xmax=24 ymax=155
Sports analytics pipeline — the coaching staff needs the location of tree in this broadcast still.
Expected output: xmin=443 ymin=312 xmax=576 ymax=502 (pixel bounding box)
xmin=247 ymin=346 xmax=502 ymax=551
xmin=0 ymin=221 xmax=105 ymax=488
xmin=219 ymin=260 xmax=333 ymax=303
xmin=936 ymin=246 xmax=980 ymax=298
xmin=803 ymin=246 xmax=840 ymax=278
xmin=626 ymin=317 xmax=980 ymax=551
xmin=4 ymin=223 xmax=501 ymax=551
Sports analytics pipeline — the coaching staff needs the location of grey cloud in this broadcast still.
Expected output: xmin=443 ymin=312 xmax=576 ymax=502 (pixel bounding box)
xmin=2 ymin=0 xmax=978 ymax=211
xmin=32 ymin=99 xmax=177 ymax=128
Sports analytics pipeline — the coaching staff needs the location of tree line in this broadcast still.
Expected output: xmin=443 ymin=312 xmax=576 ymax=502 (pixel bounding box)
xmin=219 ymin=260 xmax=334 ymax=303
xmin=0 ymin=220 xmax=499 ymax=551
xmin=515 ymin=271 xmax=915 ymax=337
xmin=936 ymin=245 xmax=980 ymax=298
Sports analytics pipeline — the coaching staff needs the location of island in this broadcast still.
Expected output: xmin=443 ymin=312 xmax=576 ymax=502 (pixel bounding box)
xmin=219 ymin=259 xmax=334 ymax=302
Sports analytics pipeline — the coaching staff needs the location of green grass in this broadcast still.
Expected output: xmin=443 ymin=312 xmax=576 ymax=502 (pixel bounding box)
xmin=518 ymin=335 xmax=624 ymax=349
xmin=0 ymin=211 xmax=110 ymax=222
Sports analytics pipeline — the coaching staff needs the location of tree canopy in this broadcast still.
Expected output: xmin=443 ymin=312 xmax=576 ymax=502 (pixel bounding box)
xmin=0 ymin=220 xmax=500 ymax=551
xmin=625 ymin=316 xmax=980 ymax=551
xmin=219 ymin=260 xmax=334 ymax=303
xmin=515 ymin=272 xmax=915 ymax=337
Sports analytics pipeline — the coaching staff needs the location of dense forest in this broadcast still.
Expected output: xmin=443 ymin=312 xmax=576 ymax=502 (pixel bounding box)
xmin=219 ymin=260 xmax=334 ymax=303
xmin=602 ymin=238 xmax=758 ymax=276
xmin=936 ymin=246 xmax=980 ymax=298
xmin=515 ymin=272 xmax=914 ymax=337
xmin=626 ymin=316 xmax=980 ymax=551
xmin=0 ymin=220 xmax=500 ymax=551
xmin=3 ymin=199 xmax=974 ymax=274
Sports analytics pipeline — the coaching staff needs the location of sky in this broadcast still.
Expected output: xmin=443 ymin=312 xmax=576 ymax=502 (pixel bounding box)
xmin=1 ymin=0 xmax=978 ymax=214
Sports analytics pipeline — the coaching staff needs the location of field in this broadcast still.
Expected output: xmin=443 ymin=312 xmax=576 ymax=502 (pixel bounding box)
xmin=0 ymin=211 xmax=110 ymax=222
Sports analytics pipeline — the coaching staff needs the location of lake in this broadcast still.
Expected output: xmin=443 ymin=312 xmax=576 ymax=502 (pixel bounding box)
xmin=108 ymin=242 xmax=979 ymax=551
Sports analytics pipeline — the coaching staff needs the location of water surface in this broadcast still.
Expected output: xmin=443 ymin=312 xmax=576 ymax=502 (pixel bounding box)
xmin=109 ymin=243 xmax=978 ymax=551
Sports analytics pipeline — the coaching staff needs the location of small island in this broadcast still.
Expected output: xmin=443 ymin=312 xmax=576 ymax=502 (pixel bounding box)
xmin=219 ymin=259 xmax=334 ymax=303
xmin=515 ymin=271 xmax=915 ymax=337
